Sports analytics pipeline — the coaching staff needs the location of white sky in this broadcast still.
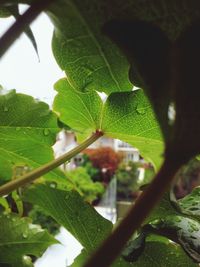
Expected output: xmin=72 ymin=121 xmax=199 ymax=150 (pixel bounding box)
xmin=0 ymin=6 xmax=63 ymax=105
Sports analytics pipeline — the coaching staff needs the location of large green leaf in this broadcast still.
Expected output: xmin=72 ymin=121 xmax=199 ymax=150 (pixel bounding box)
xmin=54 ymin=78 xmax=103 ymax=138
xmin=53 ymin=78 xmax=164 ymax=169
xmin=70 ymin=240 xmax=197 ymax=267
xmin=1 ymin=258 xmax=34 ymax=267
xmin=47 ymin=1 xmax=200 ymax=95
xmin=132 ymin=241 xmax=197 ymax=267
xmin=70 ymin=249 xmax=132 ymax=267
xmin=23 ymin=184 xmax=112 ymax=251
xmin=151 ymin=215 xmax=200 ymax=262
xmin=101 ymin=90 xmax=164 ymax=169
xmin=47 ymin=0 xmax=133 ymax=94
xmin=0 ymin=212 xmax=57 ymax=266
xmin=0 ymin=89 xmax=66 ymax=184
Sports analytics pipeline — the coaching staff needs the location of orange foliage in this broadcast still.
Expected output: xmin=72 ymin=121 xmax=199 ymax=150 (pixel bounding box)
xmin=84 ymin=147 xmax=122 ymax=183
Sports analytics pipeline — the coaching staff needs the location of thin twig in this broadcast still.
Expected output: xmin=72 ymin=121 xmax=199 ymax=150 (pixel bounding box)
xmin=84 ymin=156 xmax=184 ymax=267
xmin=0 ymin=0 xmax=55 ymax=58
xmin=0 ymin=131 xmax=103 ymax=196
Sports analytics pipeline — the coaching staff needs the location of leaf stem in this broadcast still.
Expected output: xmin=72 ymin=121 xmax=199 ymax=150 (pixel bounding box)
xmin=0 ymin=130 xmax=103 ymax=196
xmin=0 ymin=0 xmax=55 ymax=58
xmin=83 ymin=156 xmax=184 ymax=267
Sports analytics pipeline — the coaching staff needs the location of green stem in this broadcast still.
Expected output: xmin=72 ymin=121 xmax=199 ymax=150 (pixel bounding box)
xmin=0 ymin=0 xmax=55 ymax=58
xmin=83 ymin=156 xmax=184 ymax=267
xmin=0 ymin=131 xmax=103 ymax=196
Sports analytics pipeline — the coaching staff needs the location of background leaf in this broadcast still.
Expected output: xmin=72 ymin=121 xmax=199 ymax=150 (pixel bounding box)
xmin=5 ymin=4 xmax=39 ymax=57
xmin=0 ymin=212 xmax=57 ymax=266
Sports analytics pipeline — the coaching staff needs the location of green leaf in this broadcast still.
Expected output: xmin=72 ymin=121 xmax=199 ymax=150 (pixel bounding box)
xmin=132 ymin=241 xmax=197 ymax=267
xmin=0 ymin=197 xmax=10 ymax=212
xmin=101 ymin=90 xmax=164 ymax=169
xmin=47 ymin=0 xmax=132 ymax=94
xmin=151 ymin=215 xmax=200 ymax=262
xmin=53 ymin=79 xmax=164 ymax=169
xmin=23 ymin=184 xmax=112 ymax=251
xmin=103 ymin=20 xmax=171 ymax=140
xmin=178 ymin=187 xmax=200 ymax=220
xmin=70 ymin=249 xmax=132 ymax=267
xmin=122 ymin=232 xmax=146 ymax=262
xmin=1 ymin=257 xmax=34 ymax=267
xmin=47 ymin=1 xmax=200 ymax=95
xmin=0 ymin=89 xmax=66 ymax=184
xmin=146 ymin=191 xmax=179 ymax=223
xmin=70 ymin=249 xmax=88 ymax=267
xmin=71 ymin=240 xmax=197 ymax=267
xmin=0 ymin=212 xmax=57 ymax=266
xmin=54 ymin=78 xmax=103 ymax=138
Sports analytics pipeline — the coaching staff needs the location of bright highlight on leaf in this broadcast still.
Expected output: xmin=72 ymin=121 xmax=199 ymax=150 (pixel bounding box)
xmin=53 ymin=78 xmax=164 ymax=169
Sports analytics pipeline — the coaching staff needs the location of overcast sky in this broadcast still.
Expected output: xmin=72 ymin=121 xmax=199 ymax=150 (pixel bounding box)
xmin=0 ymin=6 xmax=63 ymax=105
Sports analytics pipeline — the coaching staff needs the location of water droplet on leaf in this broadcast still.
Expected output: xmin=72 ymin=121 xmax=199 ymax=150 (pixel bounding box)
xmin=43 ymin=129 xmax=50 ymax=136
xmin=174 ymin=216 xmax=182 ymax=223
xmin=23 ymin=255 xmax=31 ymax=264
xmin=136 ymin=105 xmax=146 ymax=114
xmin=49 ymin=182 xmax=57 ymax=188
